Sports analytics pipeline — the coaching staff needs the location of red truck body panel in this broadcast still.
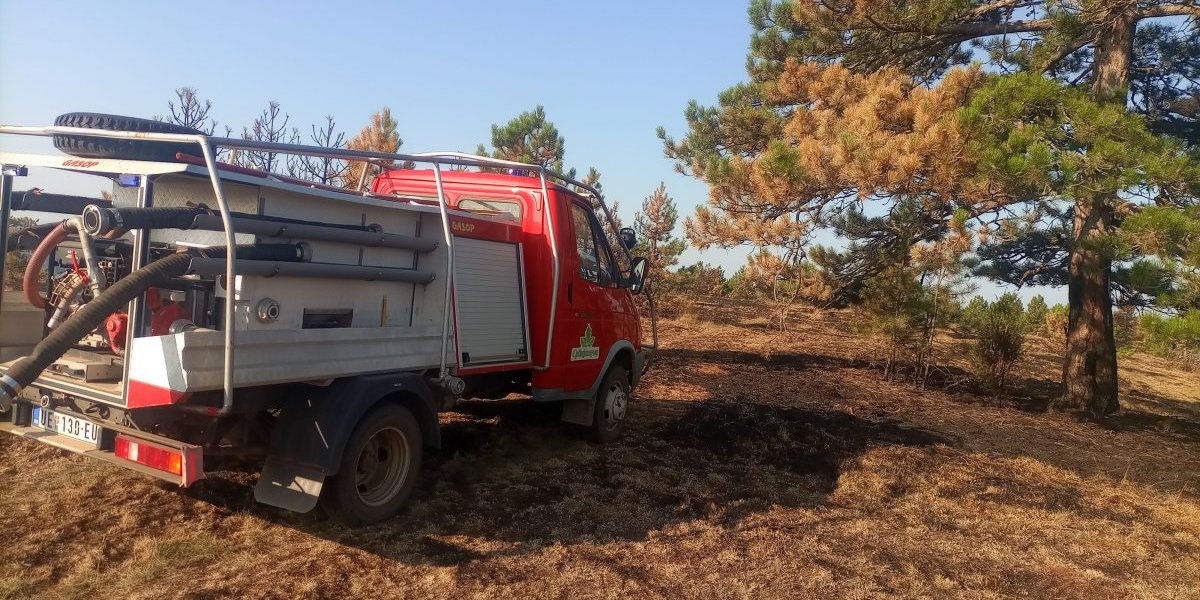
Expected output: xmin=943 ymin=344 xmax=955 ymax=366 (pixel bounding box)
xmin=372 ymin=169 xmax=641 ymax=395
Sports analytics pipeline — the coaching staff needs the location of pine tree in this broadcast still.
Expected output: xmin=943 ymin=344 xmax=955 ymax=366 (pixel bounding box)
xmin=578 ymin=168 xmax=619 ymax=255
xmin=661 ymin=0 xmax=1200 ymax=418
xmin=960 ymin=293 xmax=1029 ymax=393
xmin=479 ymin=105 xmax=566 ymax=173
xmin=663 ymin=63 xmax=985 ymax=265
xmin=343 ymin=107 xmax=403 ymax=191
xmin=236 ymin=101 xmax=291 ymax=173
xmin=579 ymin=167 xmax=603 ymax=195
xmin=633 ymin=183 xmax=686 ymax=287
xmin=732 ymin=251 xmax=831 ymax=303
xmin=288 ymin=115 xmax=350 ymax=186
xmin=1026 ymin=295 xmax=1051 ymax=333
xmin=960 ymin=72 xmax=1194 ymax=414
xmin=160 ymin=87 xmax=217 ymax=135
xmin=857 ymin=262 xmax=932 ymax=383
xmin=848 ymin=200 xmax=975 ymax=385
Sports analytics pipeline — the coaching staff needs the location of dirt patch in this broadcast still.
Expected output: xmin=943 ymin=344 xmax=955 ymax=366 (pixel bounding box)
xmin=1 ymin=304 xmax=1198 ymax=599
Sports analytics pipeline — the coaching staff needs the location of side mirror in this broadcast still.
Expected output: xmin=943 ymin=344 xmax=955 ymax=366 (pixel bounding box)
xmin=619 ymin=227 xmax=637 ymax=250
xmin=629 ymin=256 xmax=648 ymax=294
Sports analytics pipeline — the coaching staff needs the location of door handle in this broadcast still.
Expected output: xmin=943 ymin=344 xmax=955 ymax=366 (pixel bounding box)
xmin=574 ymin=310 xmax=593 ymax=318
xmin=567 ymin=282 xmax=573 ymax=303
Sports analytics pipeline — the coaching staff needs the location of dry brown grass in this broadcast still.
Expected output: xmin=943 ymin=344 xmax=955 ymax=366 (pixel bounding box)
xmin=2 ymin=303 xmax=1199 ymax=599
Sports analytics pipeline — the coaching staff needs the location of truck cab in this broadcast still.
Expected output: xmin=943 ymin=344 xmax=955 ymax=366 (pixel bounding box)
xmin=0 ymin=114 xmax=654 ymax=525
xmin=371 ymin=169 xmax=649 ymax=418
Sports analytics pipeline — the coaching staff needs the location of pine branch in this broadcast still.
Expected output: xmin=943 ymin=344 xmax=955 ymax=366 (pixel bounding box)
xmin=902 ymin=18 xmax=1056 ymax=37
xmin=966 ymin=0 xmax=1043 ymax=21
xmin=1137 ymin=3 xmax=1200 ymax=19
xmin=1040 ymin=34 xmax=1094 ymax=71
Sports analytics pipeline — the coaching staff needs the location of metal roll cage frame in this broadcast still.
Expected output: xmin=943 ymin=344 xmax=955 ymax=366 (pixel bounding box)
xmin=0 ymin=124 xmax=658 ymax=417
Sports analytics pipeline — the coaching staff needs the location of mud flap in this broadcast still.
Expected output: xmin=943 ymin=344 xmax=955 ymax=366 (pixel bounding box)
xmin=561 ymin=397 xmax=595 ymax=426
xmin=254 ymin=456 xmax=325 ymax=513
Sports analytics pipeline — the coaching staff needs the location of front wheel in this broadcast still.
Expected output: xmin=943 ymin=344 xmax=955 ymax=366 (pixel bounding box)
xmin=588 ymin=366 xmax=630 ymax=443
xmin=320 ymin=403 xmax=422 ymax=526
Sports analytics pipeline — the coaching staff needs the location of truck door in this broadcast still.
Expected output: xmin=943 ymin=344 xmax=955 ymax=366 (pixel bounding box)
xmin=563 ymin=200 xmax=614 ymax=392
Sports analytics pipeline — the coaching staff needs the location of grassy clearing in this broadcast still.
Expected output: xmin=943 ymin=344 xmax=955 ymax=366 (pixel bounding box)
xmin=1 ymin=304 xmax=1198 ymax=599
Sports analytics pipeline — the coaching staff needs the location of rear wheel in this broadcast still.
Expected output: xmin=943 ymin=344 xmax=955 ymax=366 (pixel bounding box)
xmin=588 ymin=366 xmax=630 ymax=443
xmin=320 ymin=403 xmax=422 ymax=526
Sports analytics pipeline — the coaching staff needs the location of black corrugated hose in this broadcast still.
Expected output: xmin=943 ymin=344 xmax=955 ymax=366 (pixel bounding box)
xmin=82 ymin=205 xmax=206 ymax=235
xmin=0 ymin=253 xmax=191 ymax=409
xmin=82 ymin=205 xmax=373 ymax=236
xmin=0 ymin=244 xmax=306 ymax=410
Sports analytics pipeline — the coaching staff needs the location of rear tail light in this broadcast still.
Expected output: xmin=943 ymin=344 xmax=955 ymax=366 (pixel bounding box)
xmin=113 ymin=435 xmax=203 ymax=485
xmin=115 ymin=436 xmax=182 ymax=474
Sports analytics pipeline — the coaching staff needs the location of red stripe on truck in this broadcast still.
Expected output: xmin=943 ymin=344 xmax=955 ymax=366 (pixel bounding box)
xmin=127 ymin=379 xmax=191 ymax=408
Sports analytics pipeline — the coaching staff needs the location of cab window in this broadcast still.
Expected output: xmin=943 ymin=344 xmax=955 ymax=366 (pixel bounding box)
xmin=458 ymin=197 xmax=522 ymax=221
xmin=591 ymin=199 xmax=628 ymax=276
xmin=591 ymin=218 xmax=615 ymax=286
xmin=570 ymin=204 xmax=602 ymax=284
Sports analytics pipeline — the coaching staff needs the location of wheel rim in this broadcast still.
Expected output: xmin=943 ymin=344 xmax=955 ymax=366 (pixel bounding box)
xmin=602 ymin=384 xmax=628 ymax=431
xmin=354 ymin=426 xmax=411 ymax=507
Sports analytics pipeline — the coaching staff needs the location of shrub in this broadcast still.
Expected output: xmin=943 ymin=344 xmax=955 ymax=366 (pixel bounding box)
xmin=1114 ymin=305 xmax=1138 ymax=350
xmin=4 ymin=216 xmax=39 ymax=291
xmin=664 ymin=262 xmax=727 ymax=298
xmin=1138 ymin=311 xmax=1200 ymax=368
xmin=960 ymin=296 xmax=988 ymax=327
xmin=1025 ymin=295 xmax=1049 ymax=333
xmin=856 ymin=267 xmax=935 ymax=382
xmin=1044 ymin=303 xmax=1069 ymax=341
xmin=961 ymin=293 xmax=1028 ymax=393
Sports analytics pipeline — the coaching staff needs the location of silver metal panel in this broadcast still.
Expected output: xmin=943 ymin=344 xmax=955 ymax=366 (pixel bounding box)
xmin=148 ymin=174 xmax=258 ymax=246
xmin=411 ymin=213 xmax=451 ymax=331
xmin=452 ymin=237 xmax=528 ymax=365
xmin=0 ymin=291 xmax=43 ymax=362
xmin=129 ymin=325 xmax=451 ymax=392
xmin=224 ymin=276 xmax=418 ymax=331
xmin=110 ymin=184 xmax=138 ymax=208
xmin=258 ymin=185 xmax=423 ymax=266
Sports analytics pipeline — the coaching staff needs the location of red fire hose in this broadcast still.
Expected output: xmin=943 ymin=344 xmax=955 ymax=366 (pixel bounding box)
xmin=22 ymin=222 xmax=68 ymax=309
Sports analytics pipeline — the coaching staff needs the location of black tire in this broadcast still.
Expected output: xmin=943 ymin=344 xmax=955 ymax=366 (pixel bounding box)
xmin=53 ymin=112 xmax=204 ymax=162
xmin=320 ymin=403 xmax=423 ymax=526
xmin=588 ymin=366 xmax=630 ymax=443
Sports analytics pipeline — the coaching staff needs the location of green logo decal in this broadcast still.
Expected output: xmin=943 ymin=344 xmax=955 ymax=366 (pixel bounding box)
xmin=570 ymin=324 xmax=600 ymax=361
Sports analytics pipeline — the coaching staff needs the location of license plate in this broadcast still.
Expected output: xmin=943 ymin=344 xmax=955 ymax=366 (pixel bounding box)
xmin=30 ymin=407 xmax=102 ymax=446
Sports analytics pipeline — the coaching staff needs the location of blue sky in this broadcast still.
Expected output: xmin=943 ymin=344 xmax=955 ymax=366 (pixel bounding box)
xmin=0 ymin=0 xmax=1058 ymax=302
xmin=0 ymin=1 xmax=748 ymax=262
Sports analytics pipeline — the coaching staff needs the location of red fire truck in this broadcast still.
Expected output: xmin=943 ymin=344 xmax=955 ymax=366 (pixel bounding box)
xmin=0 ymin=113 xmax=654 ymax=524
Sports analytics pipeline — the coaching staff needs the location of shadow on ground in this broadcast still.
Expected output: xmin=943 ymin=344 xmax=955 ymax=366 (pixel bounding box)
xmin=651 ymin=346 xmax=869 ymax=373
xmin=189 ymin=392 xmax=947 ymax=566
xmin=179 ymin=346 xmax=1198 ymax=567
xmin=1101 ymin=392 xmax=1200 ymax=444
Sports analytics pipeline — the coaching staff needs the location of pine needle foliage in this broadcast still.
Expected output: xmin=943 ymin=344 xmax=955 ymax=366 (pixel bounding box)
xmin=633 ymin=183 xmax=686 ymax=288
xmin=960 ymin=293 xmax=1030 ymax=394
xmin=344 ymin=107 xmax=404 ymax=191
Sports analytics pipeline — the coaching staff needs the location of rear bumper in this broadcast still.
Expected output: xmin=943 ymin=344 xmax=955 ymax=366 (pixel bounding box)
xmin=0 ymin=402 xmax=204 ymax=486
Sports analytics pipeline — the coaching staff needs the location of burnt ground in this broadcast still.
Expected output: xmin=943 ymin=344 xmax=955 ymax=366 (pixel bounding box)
xmin=1 ymin=303 xmax=1198 ymax=599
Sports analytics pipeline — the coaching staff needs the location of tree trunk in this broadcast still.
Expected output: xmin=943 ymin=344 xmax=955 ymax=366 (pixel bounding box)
xmin=1062 ymin=199 xmax=1119 ymax=417
xmin=1060 ymin=8 xmax=1135 ymax=418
